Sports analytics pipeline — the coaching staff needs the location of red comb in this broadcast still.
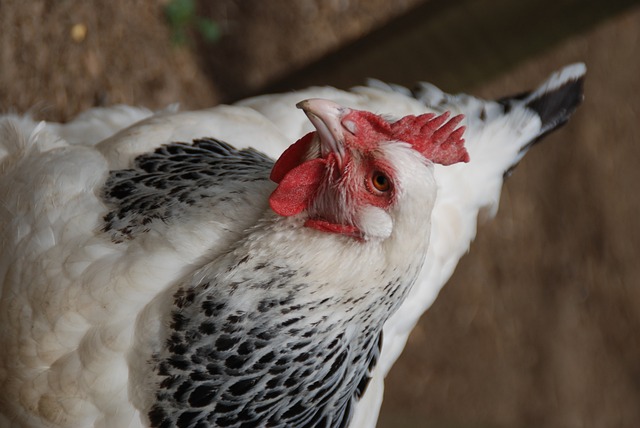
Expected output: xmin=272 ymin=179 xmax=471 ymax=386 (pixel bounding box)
xmin=389 ymin=112 xmax=469 ymax=165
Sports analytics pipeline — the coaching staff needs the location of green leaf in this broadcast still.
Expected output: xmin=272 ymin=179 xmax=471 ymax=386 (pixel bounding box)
xmin=196 ymin=18 xmax=221 ymax=43
xmin=165 ymin=0 xmax=196 ymax=27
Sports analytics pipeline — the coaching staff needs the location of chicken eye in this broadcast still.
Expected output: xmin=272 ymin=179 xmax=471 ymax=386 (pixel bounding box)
xmin=371 ymin=171 xmax=391 ymax=192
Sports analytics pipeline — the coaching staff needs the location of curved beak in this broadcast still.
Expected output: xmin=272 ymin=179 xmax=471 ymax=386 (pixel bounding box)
xmin=297 ymin=99 xmax=350 ymax=168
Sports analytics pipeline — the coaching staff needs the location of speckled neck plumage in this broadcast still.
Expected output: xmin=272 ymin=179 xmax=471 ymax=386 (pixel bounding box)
xmin=144 ymin=215 xmax=427 ymax=428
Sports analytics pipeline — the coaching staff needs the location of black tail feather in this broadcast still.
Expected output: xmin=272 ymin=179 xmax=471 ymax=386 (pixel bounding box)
xmin=526 ymin=74 xmax=585 ymax=136
xmin=500 ymin=63 xmax=586 ymax=178
xmin=517 ymin=64 xmax=585 ymax=153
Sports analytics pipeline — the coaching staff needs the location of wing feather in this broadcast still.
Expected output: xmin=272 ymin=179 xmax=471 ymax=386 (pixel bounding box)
xmin=0 ymin=105 xmax=289 ymax=427
xmin=101 ymin=138 xmax=274 ymax=242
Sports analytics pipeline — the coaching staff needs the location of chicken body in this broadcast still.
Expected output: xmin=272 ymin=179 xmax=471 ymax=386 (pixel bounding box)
xmin=0 ymin=96 xmax=459 ymax=427
xmin=0 ymin=64 xmax=584 ymax=428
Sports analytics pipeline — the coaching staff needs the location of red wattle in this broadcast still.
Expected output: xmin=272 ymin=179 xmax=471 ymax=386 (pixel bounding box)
xmin=269 ymin=157 xmax=326 ymax=217
xmin=270 ymin=132 xmax=315 ymax=183
xmin=304 ymin=218 xmax=361 ymax=238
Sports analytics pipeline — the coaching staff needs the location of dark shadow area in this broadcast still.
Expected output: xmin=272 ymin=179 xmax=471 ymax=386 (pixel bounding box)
xmin=258 ymin=0 xmax=640 ymax=96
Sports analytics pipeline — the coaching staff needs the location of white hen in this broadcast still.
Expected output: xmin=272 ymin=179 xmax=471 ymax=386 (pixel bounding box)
xmin=0 ymin=63 xmax=585 ymax=428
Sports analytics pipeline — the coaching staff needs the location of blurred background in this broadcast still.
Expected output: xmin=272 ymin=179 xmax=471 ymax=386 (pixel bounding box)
xmin=2 ymin=0 xmax=639 ymax=427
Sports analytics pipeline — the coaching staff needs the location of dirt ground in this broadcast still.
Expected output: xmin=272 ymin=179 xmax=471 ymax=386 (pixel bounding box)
xmin=1 ymin=1 xmax=640 ymax=427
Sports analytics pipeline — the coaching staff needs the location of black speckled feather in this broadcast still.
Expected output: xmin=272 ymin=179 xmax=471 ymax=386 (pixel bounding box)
xmin=101 ymin=138 xmax=274 ymax=242
xmin=148 ymin=261 xmax=385 ymax=428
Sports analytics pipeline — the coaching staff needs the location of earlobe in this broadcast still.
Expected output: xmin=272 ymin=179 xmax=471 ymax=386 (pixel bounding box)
xmin=358 ymin=206 xmax=393 ymax=240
